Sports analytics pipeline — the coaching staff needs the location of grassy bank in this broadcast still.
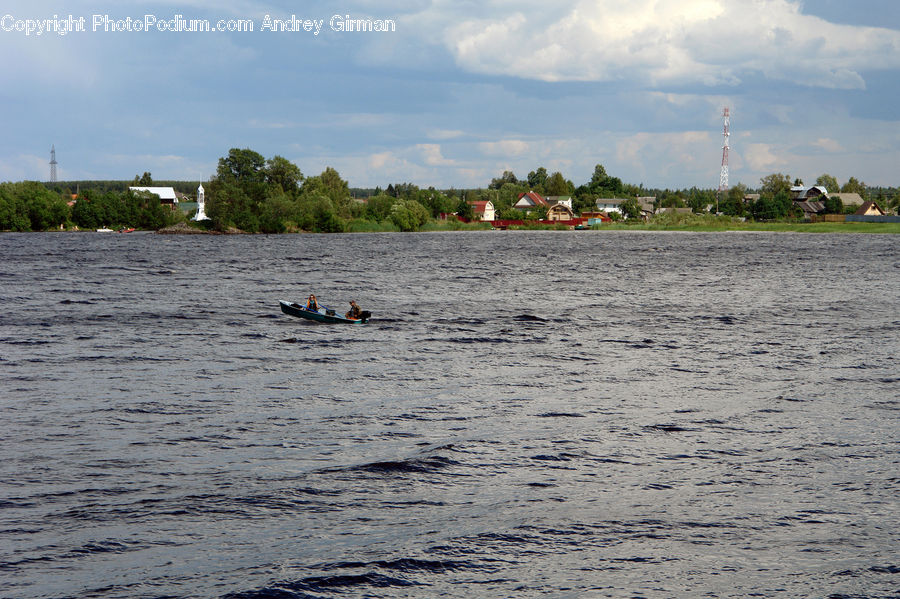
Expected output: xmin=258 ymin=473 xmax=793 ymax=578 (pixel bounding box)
xmin=598 ymin=214 xmax=900 ymax=233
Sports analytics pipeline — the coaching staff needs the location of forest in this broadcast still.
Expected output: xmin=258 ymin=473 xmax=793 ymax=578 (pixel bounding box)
xmin=1 ymin=147 xmax=897 ymax=232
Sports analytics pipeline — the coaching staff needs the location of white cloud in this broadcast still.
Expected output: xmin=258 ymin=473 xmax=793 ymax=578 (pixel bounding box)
xmin=427 ymin=129 xmax=465 ymax=140
xmin=440 ymin=0 xmax=900 ymax=89
xmin=614 ymin=130 xmax=715 ymax=184
xmin=416 ymin=143 xmax=455 ymax=166
xmin=811 ymin=138 xmax=843 ymax=153
xmin=744 ymin=143 xmax=780 ymax=172
xmin=478 ymin=139 xmax=531 ymax=156
xmin=368 ymin=151 xmax=403 ymax=171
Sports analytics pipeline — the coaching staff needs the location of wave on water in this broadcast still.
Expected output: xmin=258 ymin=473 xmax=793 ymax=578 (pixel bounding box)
xmin=223 ymin=557 xmax=497 ymax=599
xmin=513 ymin=314 xmax=546 ymax=322
xmin=320 ymin=454 xmax=459 ymax=476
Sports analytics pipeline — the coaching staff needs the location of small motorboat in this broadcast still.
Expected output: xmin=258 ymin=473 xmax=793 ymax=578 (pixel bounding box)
xmin=279 ymin=300 xmax=370 ymax=324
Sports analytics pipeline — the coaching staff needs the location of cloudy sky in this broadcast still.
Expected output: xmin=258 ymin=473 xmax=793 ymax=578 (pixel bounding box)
xmin=2 ymin=0 xmax=899 ymax=191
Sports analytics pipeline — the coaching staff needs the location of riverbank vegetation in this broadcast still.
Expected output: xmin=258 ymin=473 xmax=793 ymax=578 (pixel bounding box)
xmin=2 ymin=146 xmax=898 ymax=233
xmin=0 ymin=180 xmax=181 ymax=232
xmin=597 ymin=212 xmax=900 ymax=234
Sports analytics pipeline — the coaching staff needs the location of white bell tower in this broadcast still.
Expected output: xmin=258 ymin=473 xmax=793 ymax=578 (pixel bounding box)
xmin=193 ymin=183 xmax=209 ymax=221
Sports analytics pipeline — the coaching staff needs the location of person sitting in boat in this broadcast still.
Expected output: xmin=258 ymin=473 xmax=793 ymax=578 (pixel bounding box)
xmin=346 ymin=300 xmax=361 ymax=320
xmin=305 ymin=294 xmax=319 ymax=311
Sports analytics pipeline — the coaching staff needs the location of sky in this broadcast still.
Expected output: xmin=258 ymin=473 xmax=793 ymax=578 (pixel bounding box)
xmin=2 ymin=0 xmax=900 ymax=191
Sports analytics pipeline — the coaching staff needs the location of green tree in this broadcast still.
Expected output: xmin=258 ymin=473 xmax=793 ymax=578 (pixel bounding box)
xmin=0 ymin=183 xmax=32 ymax=230
xmin=816 ymin=173 xmax=839 ymax=194
xmin=620 ymin=197 xmax=642 ymax=219
xmin=206 ymin=180 xmax=254 ymax=231
xmin=132 ymin=172 xmax=153 ymax=186
xmin=16 ymin=182 xmax=69 ymax=230
xmin=264 ymin=156 xmax=303 ymax=195
xmin=489 ymin=170 xmax=520 ymax=190
xmin=888 ymin=189 xmax=900 ymax=214
xmin=774 ymin=189 xmax=795 ymax=219
xmin=122 ymin=188 xmax=180 ymax=230
xmin=318 ymin=167 xmax=351 ymax=217
xmin=527 ymin=167 xmax=548 ymax=191
xmin=390 ymin=199 xmax=429 ymax=231
xmin=823 ymin=194 xmax=844 ymax=215
xmin=687 ymin=187 xmax=716 ymax=213
xmin=217 ymin=148 xmax=266 ymax=183
xmin=721 ymin=183 xmax=748 ymax=217
xmin=496 ymin=206 xmax=521 ymax=220
xmin=297 ymin=193 xmax=344 ymax=232
xmin=71 ymin=190 xmax=102 ymax=229
xmin=456 ymin=197 xmax=475 ymax=220
xmin=588 ymin=163 xmax=624 ymax=196
xmin=841 ymin=176 xmax=867 ymax=199
xmin=365 ymin=194 xmax=397 ymax=222
xmin=527 ymin=204 xmax=549 ymax=220
xmin=589 ymin=164 xmax=608 ymax=189
xmin=659 ymin=192 xmax=686 ymax=209
xmin=215 ymin=148 xmax=269 ymax=212
xmin=259 ymin=191 xmax=295 ymax=233
xmin=759 ymin=173 xmax=792 ymax=198
xmin=751 ymin=188 xmax=793 ymax=220
xmin=572 ymin=184 xmax=594 ymax=214
xmin=750 ymin=195 xmax=774 ymax=220
xmin=416 ymin=187 xmax=455 ymax=217
xmin=545 ymin=171 xmax=570 ymax=196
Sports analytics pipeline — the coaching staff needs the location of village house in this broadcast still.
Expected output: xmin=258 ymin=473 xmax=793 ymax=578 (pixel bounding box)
xmin=514 ymin=191 xmax=549 ymax=210
xmin=129 ymin=186 xmax=180 ymax=209
xmin=855 ymin=201 xmax=886 ymax=216
xmin=595 ymin=198 xmax=626 ymax=215
xmin=790 ymin=185 xmax=836 ymax=219
xmin=791 ymin=185 xmax=828 ymax=201
xmin=468 ymin=200 xmax=495 ymax=221
xmin=794 ymin=200 xmax=826 ymax=220
xmin=545 ymin=196 xmax=573 ymax=209
xmin=546 ymin=203 xmax=574 ymax=221
xmin=830 ymin=192 xmax=864 ymax=209
xmin=638 ymin=197 xmax=657 ymax=220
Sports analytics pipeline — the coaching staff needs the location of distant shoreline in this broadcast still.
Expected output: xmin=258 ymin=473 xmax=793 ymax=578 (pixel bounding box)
xmin=5 ymin=223 xmax=896 ymax=235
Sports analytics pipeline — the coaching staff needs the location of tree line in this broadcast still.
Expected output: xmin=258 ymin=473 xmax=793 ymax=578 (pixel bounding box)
xmin=1 ymin=147 xmax=897 ymax=232
xmin=205 ymin=148 xmax=461 ymax=233
xmin=0 ymin=181 xmax=181 ymax=232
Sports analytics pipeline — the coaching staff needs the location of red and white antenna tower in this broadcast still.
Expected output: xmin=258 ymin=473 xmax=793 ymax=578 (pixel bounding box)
xmin=717 ymin=107 xmax=730 ymax=211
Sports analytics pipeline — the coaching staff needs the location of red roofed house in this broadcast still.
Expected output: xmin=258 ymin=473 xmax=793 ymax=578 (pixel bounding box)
xmin=469 ymin=200 xmax=495 ymax=221
xmin=514 ymin=191 xmax=549 ymax=209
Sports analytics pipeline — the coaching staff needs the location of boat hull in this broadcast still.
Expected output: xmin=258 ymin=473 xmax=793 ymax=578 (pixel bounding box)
xmin=279 ymin=300 xmax=369 ymax=324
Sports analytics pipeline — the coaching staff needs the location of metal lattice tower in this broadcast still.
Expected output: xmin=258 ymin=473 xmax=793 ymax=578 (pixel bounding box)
xmin=50 ymin=145 xmax=58 ymax=182
xmin=718 ymin=108 xmax=729 ymax=194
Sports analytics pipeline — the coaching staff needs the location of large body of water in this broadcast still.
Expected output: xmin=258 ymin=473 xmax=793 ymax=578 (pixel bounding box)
xmin=1 ymin=231 xmax=898 ymax=598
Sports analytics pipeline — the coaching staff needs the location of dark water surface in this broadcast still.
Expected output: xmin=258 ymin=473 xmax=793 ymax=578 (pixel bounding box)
xmin=1 ymin=231 xmax=898 ymax=599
